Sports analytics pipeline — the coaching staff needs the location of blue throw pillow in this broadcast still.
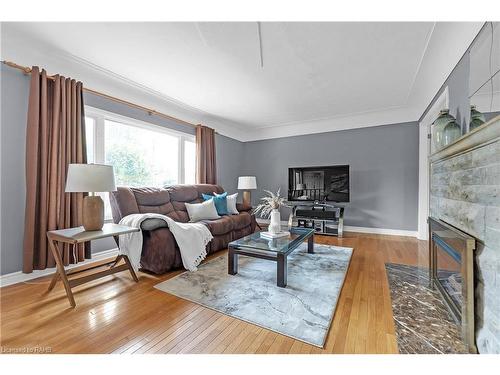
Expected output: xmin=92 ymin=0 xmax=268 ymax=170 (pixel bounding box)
xmin=202 ymin=192 xmax=228 ymax=215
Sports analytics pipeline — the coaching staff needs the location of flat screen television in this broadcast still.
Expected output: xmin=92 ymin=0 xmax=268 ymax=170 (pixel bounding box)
xmin=288 ymin=165 xmax=350 ymax=202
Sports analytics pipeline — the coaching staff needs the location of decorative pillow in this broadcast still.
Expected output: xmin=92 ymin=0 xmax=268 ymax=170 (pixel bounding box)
xmin=224 ymin=192 xmax=239 ymax=215
xmin=185 ymin=199 xmax=220 ymax=222
xmin=202 ymin=192 xmax=228 ymax=215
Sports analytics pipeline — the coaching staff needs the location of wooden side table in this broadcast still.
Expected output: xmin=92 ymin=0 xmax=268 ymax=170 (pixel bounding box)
xmin=46 ymin=223 xmax=140 ymax=308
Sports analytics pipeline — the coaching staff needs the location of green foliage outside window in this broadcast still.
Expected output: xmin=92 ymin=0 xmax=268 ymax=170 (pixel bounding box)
xmin=106 ymin=147 xmax=150 ymax=187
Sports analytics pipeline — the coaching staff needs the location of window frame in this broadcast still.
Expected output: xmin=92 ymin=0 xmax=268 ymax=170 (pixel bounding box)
xmin=84 ymin=106 xmax=196 ymax=219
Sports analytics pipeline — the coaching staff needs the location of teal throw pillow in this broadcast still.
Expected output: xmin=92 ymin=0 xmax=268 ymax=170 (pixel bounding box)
xmin=202 ymin=192 xmax=228 ymax=215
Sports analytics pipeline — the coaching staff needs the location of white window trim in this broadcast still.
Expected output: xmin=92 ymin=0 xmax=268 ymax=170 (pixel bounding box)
xmin=85 ymin=106 xmax=195 ymax=140
xmin=417 ymin=87 xmax=449 ymax=240
xmin=84 ymin=106 xmax=196 ymax=220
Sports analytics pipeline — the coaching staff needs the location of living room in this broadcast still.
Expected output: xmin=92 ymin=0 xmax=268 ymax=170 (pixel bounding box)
xmin=1 ymin=1 xmax=499 ymax=372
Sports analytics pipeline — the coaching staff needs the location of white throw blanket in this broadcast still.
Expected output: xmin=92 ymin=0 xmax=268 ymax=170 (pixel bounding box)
xmin=118 ymin=213 xmax=213 ymax=272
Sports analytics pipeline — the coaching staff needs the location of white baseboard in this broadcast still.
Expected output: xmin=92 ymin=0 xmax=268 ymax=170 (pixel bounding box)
xmin=256 ymin=219 xmax=418 ymax=238
xmin=0 ymin=248 xmax=119 ymax=288
xmin=343 ymin=226 xmax=418 ymax=238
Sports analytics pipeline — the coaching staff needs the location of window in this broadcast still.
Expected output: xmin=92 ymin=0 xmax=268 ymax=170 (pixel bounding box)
xmin=84 ymin=107 xmax=196 ymax=220
xmin=104 ymin=119 xmax=179 ymax=187
xmin=183 ymin=139 xmax=196 ymax=185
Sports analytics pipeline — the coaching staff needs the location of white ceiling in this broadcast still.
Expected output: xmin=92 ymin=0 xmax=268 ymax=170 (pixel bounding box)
xmin=1 ymin=22 xmax=483 ymax=141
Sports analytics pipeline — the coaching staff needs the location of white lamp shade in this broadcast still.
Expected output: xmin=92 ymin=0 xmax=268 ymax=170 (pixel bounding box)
xmin=237 ymin=176 xmax=257 ymax=190
xmin=65 ymin=164 xmax=116 ymax=193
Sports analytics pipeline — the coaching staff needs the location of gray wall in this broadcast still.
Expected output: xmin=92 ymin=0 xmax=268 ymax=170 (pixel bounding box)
xmin=242 ymin=122 xmax=419 ymax=231
xmin=216 ymin=134 xmax=244 ymax=195
xmin=0 ymin=64 xmax=244 ymax=274
xmin=1 ymin=64 xmax=30 ymax=275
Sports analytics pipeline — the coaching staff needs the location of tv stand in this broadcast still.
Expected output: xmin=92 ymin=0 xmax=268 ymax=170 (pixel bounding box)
xmin=286 ymin=201 xmax=344 ymax=237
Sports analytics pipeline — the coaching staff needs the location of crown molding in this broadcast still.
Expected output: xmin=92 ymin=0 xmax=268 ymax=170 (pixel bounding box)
xmin=242 ymin=105 xmax=420 ymax=142
xmin=248 ymin=104 xmax=407 ymax=129
xmin=69 ymin=53 xmax=220 ymax=117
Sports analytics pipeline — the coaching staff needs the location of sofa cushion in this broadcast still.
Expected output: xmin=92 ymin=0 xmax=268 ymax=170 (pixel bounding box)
xmin=228 ymin=212 xmax=252 ymax=230
xmin=168 ymin=185 xmax=199 ymax=202
xmin=131 ymin=187 xmax=175 ymax=215
xmin=202 ymin=216 xmax=234 ymax=235
xmin=109 ymin=187 xmax=140 ymax=223
xmin=132 ymin=187 xmax=170 ymax=206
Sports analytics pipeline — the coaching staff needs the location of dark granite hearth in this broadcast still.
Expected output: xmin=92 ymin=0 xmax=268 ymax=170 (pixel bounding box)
xmin=385 ymin=263 xmax=468 ymax=354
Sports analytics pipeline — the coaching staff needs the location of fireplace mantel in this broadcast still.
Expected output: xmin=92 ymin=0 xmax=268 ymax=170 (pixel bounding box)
xmin=430 ymin=114 xmax=500 ymax=163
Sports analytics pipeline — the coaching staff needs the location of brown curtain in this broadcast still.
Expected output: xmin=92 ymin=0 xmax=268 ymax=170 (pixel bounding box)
xmin=195 ymin=125 xmax=217 ymax=184
xmin=23 ymin=67 xmax=90 ymax=273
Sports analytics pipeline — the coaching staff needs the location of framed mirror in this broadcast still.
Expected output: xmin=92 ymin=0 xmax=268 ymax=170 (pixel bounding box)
xmin=469 ymin=22 xmax=500 ymax=132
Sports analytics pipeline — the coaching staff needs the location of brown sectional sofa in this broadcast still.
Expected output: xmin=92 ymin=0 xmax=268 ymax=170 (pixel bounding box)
xmin=109 ymin=184 xmax=257 ymax=274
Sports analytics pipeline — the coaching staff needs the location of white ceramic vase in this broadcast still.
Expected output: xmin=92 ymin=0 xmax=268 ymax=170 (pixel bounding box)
xmin=269 ymin=209 xmax=281 ymax=234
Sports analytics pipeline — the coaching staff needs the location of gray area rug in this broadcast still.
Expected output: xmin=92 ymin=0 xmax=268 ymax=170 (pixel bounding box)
xmin=155 ymin=243 xmax=353 ymax=347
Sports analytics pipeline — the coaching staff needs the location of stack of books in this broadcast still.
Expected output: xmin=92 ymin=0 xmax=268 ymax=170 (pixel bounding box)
xmin=260 ymin=231 xmax=290 ymax=239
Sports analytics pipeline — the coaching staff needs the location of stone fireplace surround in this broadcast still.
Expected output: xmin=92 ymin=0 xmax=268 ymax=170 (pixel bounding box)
xmin=430 ymin=115 xmax=500 ymax=354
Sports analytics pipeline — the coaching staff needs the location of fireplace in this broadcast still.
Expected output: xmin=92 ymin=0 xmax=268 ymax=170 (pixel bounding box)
xmin=429 ymin=217 xmax=477 ymax=353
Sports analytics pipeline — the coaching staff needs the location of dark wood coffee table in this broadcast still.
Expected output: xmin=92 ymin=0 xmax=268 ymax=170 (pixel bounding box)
xmin=227 ymin=227 xmax=315 ymax=287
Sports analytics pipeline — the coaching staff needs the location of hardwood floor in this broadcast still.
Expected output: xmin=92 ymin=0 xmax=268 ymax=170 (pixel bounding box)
xmin=0 ymin=232 xmax=428 ymax=354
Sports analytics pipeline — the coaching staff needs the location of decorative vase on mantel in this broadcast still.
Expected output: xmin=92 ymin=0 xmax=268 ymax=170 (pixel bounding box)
xmin=269 ymin=209 xmax=281 ymax=234
xmin=432 ymin=109 xmax=458 ymax=151
xmin=470 ymin=105 xmax=486 ymax=131
xmin=443 ymin=118 xmax=461 ymax=147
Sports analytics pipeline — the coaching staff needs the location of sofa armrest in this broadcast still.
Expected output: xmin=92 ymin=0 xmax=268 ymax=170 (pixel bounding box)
xmin=141 ymin=218 xmax=169 ymax=231
xmin=236 ymin=203 xmax=253 ymax=213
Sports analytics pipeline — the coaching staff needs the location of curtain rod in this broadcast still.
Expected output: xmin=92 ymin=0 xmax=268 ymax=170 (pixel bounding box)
xmin=2 ymin=60 xmax=198 ymax=129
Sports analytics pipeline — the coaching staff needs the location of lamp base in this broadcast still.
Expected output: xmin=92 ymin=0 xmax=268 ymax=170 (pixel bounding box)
xmin=242 ymin=191 xmax=251 ymax=207
xmin=83 ymin=195 xmax=104 ymax=231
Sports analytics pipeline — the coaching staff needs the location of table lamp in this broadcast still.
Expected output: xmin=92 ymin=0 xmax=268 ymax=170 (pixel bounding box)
xmin=238 ymin=176 xmax=257 ymax=207
xmin=65 ymin=164 xmax=116 ymax=231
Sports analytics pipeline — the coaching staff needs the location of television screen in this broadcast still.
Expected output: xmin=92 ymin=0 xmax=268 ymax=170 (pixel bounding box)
xmin=288 ymin=165 xmax=350 ymax=202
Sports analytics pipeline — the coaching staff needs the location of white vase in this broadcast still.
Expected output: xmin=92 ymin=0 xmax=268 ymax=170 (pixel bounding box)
xmin=269 ymin=209 xmax=281 ymax=234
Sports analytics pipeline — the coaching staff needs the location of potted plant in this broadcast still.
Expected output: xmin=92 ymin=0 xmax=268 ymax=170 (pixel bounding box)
xmin=253 ymin=188 xmax=289 ymax=234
